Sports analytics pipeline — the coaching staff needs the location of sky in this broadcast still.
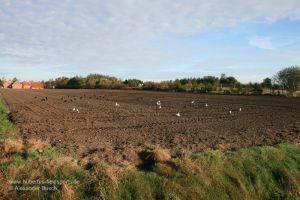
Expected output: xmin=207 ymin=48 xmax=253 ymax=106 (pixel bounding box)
xmin=0 ymin=0 xmax=300 ymax=83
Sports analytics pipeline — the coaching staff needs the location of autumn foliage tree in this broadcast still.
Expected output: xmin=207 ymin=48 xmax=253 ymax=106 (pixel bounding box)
xmin=273 ymin=66 xmax=300 ymax=94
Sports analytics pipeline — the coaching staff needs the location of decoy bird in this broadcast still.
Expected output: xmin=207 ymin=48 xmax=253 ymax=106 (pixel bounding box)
xmin=156 ymin=100 xmax=161 ymax=106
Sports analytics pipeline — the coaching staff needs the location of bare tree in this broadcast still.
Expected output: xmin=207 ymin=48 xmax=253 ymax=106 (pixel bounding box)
xmin=273 ymin=66 xmax=300 ymax=94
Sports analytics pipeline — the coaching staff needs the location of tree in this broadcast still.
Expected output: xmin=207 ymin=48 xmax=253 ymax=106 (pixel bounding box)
xmin=158 ymin=81 xmax=174 ymax=91
xmin=235 ymin=82 xmax=244 ymax=93
xmin=143 ymin=81 xmax=158 ymax=90
xmin=199 ymin=76 xmax=219 ymax=85
xmin=86 ymin=78 xmax=97 ymax=89
xmin=169 ymin=79 xmax=184 ymax=92
xmin=261 ymin=77 xmax=272 ymax=88
xmin=44 ymin=79 xmax=55 ymax=89
xmin=273 ymin=66 xmax=300 ymax=93
xmin=66 ymin=77 xmax=83 ymax=89
xmin=180 ymin=78 xmax=189 ymax=85
xmin=124 ymin=79 xmax=143 ymax=87
xmin=55 ymin=77 xmax=69 ymax=88
xmin=220 ymin=74 xmax=238 ymax=87
xmin=252 ymin=83 xmax=263 ymax=95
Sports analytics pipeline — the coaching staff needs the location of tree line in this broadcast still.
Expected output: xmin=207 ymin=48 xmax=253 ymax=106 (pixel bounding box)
xmin=2 ymin=66 xmax=300 ymax=96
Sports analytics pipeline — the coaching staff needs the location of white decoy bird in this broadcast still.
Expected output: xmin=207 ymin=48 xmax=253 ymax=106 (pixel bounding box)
xmin=72 ymin=107 xmax=76 ymax=112
xmin=176 ymin=112 xmax=180 ymax=117
xmin=156 ymin=100 xmax=161 ymax=106
xmin=115 ymin=102 xmax=120 ymax=107
xmin=205 ymin=103 xmax=208 ymax=107
xmin=158 ymin=105 xmax=162 ymax=109
xmin=229 ymin=110 xmax=234 ymax=116
xmin=76 ymin=108 xmax=80 ymax=113
xmin=191 ymin=101 xmax=195 ymax=104
xmin=239 ymin=107 xmax=242 ymax=112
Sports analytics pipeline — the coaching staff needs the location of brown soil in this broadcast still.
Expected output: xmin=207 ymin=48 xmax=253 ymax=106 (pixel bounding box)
xmin=1 ymin=89 xmax=300 ymax=165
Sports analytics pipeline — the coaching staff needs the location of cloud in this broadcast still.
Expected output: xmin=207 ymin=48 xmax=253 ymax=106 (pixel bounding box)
xmin=248 ymin=36 xmax=277 ymax=50
xmin=0 ymin=0 xmax=300 ymax=79
xmin=248 ymin=35 xmax=300 ymax=50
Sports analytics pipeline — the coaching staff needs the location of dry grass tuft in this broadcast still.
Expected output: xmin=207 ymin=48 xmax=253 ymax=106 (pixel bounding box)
xmin=1 ymin=139 xmax=23 ymax=155
xmin=61 ymin=183 xmax=75 ymax=200
xmin=29 ymin=157 xmax=56 ymax=177
xmin=7 ymin=165 xmax=24 ymax=180
xmin=28 ymin=168 xmax=44 ymax=180
xmin=216 ymin=143 xmax=232 ymax=151
xmin=50 ymin=156 xmax=77 ymax=168
xmin=181 ymin=156 xmax=197 ymax=171
xmin=148 ymin=148 xmax=171 ymax=163
xmin=0 ymin=173 xmax=18 ymax=200
xmin=293 ymin=142 xmax=300 ymax=147
xmin=26 ymin=139 xmax=50 ymax=150
xmin=79 ymin=156 xmax=100 ymax=168
xmin=104 ymin=166 xmax=126 ymax=185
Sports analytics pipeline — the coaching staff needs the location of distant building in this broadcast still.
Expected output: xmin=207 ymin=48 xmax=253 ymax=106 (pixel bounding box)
xmin=30 ymin=82 xmax=44 ymax=89
xmin=1 ymin=80 xmax=44 ymax=89
xmin=22 ymin=81 xmax=31 ymax=89
xmin=3 ymin=80 xmax=13 ymax=88
xmin=12 ymin=81 xmax=23 ymax=89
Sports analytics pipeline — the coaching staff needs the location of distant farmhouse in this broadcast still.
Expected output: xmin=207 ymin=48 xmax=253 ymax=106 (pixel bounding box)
xmin=1 ymin=80 xmax=44 ymax=89
xmin=11 ymin=81 xmax=23 ymax=89
xmin=30 ymin=82 xmax=44 ymax=89
xmin=2 ymin=80 xmax=13 ymax=88
xmin=22 ymin=81 xmax=32 ymax=89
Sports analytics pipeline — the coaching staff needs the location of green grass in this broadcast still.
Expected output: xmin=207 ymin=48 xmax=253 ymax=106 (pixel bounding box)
xmin=0 ymin=97 xmax=18 ymax=141
xmin=0 ymin=94 xmax=300 ymax=199
xmin=116 ymin=144 xmax=300 ymax=200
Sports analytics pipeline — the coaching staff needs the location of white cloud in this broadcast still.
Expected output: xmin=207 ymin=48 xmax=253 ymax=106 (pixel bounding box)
xmin=248 ymin=36 xmax=277 ymax=50
xmin=0 ymin=0 xmax=300 ymax=79
xmin=248 ymin=35 xmax=300 ymax=50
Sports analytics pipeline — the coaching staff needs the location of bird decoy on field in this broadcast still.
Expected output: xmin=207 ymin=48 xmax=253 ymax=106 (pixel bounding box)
xmin=76 ymin=108 xmax=80 ymax=113
xmin=72 ymin=107 xmax=76 ymax=112
xmin=158 ymin=105 xmax=162 ymax=109
xmin=176 ymin=112 xmax=180 ymax=117
xmin=156 ymin=100 xmax=161 ymax=106
xmin=205 ymin=103 xmax=208 ymax=107
xmin=229 ymin=110 xmax=235 ymax=117
xmin=191 ymin=101 xmax=195 ymax=104
xmin=115 ymin=102 xmax=120 ymax=107
xmin=239 ymin=107 xmax=242 ymax=112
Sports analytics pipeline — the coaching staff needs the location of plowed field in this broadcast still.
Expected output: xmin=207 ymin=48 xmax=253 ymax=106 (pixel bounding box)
xmin=1 ymin=89 xmax=300 ymax=164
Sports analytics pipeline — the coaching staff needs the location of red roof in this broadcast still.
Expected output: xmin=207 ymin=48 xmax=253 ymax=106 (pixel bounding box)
xmin=12 ymin=81 xmax=22 ymax=85
xmin=31 ymin=82 xmax=44 ymax=88
xmin=12 ymin=81 xmax=22 ymax=88
xmin=3 ymin=80 xmax=13 ymax=88
xmin=22 ymin=81 xmax=31 ymax=87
